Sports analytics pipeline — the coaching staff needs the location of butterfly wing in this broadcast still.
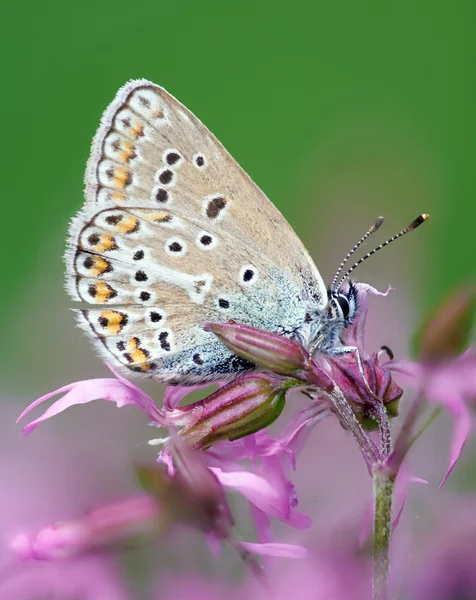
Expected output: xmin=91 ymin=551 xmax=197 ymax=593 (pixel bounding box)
xmin=66 ymin=80 xmax=326 ymax=384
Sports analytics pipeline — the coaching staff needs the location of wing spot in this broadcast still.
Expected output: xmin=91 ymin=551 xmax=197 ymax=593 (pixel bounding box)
xmin=83 ymin=256 xmax=112 ymax=276
xmin=87 ymin=282 xmax=117 ymax=303
xmin=124 ymin=336 xmax=150 ymax=365
xmin=159 ymin=331 xmax=171 ymax=352
xmin=130 ymin=122 xmax=144 ymax=139
xmin=86 ymin=231 xmax=118 ymax=252
xmin=165 ymin=237 xmax=187 ymax=256
xmin=155 ymin=188 xmax=169 ymax=203
xmin=150 ymin=311 xmax=162 ymax=323
xmin=106 ymin=166 xmax=133 ymax=189
xmin=193 ymin=153 xmax=207 ymax=168
xmin=239 ymin=265 xmax=259 ymax=286
xmin=97 ymin=310 xmax=128 ymax=334
xmin=195 ymin=280 xmax=206 ymax=293
xmin=193 ymin=353 xmax=204 ymax=365
xmin=118 ymin=215 xmax=140 ymax=234
xmin=135 ymin=270 xmax=148 ymax=282
xmin=159 ymin=169 xmax=174 ymax=185
xmin=151 ymin=212 xmax=172 ymax=224
xmin=196 ymin=231 xmax=217 ymax=250
xmin=105 ymin=214 xmax=123 ymax=225
xmin=218 ymin=298 xmax=230 ymax=309
xmin=87 ymin=233 xmax=100 ymax=246
xmin=116 ymin=341 xmax=126 ymax=351
xmin=139 ymin=291 xmax=151 ymax=301
xmin=205 ymin=195 xmax=227 ymax=220
xmin=138 ymin=95 xmax=151 ymax=108
xmin=166 ymin=151 xmax=181 ymax=166
xmin=133 ymin=249 xmax=144 ymax=261
xmin=169 ymin=241 xmax=182 ymax=252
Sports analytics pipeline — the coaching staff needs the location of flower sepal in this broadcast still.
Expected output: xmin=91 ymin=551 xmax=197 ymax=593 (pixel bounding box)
xmin=171 ymin=373 xmax=302 ymax=449
xmin=328 ymin=352 xmax=402 ymax=431
xmin=204 ymin=321 xmax=333 ymax=390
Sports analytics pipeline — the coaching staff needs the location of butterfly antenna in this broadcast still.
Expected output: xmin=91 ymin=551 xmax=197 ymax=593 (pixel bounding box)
xmin=330 ymin=216 xmax=385 ymax=291
xmin=335 ymin=213 xmax=430 ymax=292
xmin=335 ymin=213 xmax=430 ymax=291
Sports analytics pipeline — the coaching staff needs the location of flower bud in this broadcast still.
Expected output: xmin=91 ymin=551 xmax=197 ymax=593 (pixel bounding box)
xmin=204 ymin=322 xmax=309 ymax=377
xmin=10 ymin=495 xmax=161 ymax=562
xmin=416 ymin=285 xmax=476 ymax=361
xmin=169 ymin=372 xmax=298 ymax=449
xmin=329 ymin=353 xmax=402 ymax=430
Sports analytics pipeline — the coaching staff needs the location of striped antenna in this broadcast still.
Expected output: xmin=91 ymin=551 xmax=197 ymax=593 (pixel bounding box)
xmin=335 ymin=214 xmax=430 ymax=291
xmin=330 ymin=216 xmax=384 ymax=292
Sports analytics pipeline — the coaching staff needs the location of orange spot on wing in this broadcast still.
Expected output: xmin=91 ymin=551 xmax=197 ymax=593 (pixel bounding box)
xmin=113 ymin=166 xmax=133 ymax=189
xmin=129 ymin=122 xmax=144 ymax=139
xmin=100 ymin=310 xmax=125 ymax=334
xmin=95 ymin=282 xmax=115 ymax=303
xmin=91 ymin=257 xmax=110 ymax=276
xmin=117 ymin=215 xmax=139 ymax=234
xmin=96 ymin=232 xmax=118 ymax=252
xmin=126 ymin=337 xmax=149 ymax=364
xmin=119 ymin=140 xmax=137 ymax=163
xmin=111 ymin=191 xmax=126 ymax=201
xmin=148 ymin=211 xmax=172 ymax=223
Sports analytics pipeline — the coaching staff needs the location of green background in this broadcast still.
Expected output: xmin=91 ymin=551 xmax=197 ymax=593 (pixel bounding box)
xmin=1 ymin=0 xmax=475 ymax=389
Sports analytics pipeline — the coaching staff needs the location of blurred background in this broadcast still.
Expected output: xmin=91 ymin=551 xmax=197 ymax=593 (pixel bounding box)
xmin=0 ymin=0 xmax=475 ymax=597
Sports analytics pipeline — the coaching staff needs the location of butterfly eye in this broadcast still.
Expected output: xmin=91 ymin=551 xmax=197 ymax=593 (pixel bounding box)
xmin=336 ymin=294 xmax=350 ymax=320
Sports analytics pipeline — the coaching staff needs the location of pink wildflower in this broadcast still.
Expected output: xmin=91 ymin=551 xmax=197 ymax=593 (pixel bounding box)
xmin=388 ymin=285 xmax=476 ymax=485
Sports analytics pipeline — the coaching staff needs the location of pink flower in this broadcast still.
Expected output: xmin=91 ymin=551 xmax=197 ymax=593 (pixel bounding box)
xmin=389 ymin=350 xmax=476 ymax=486
xmin=325 ymin=283 xmax=402 ymax=425
xmin=10 ymin=495 xmax=160 ymax=561
xmin=18 ymin=374 xmax=309 ymax=559
xmin=17 ymin=282 xmax=406 ymax=560
xmin=0 ymin=400 xmax=135 ymax=598
xmin=388 ymin=285 xmax=476 ymax=486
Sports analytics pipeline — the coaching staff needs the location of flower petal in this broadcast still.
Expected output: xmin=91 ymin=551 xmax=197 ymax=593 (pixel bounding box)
xmin=163 ymin=384 xmax=209 ymax=411
xmin=211 ymin=467 xmax=287 ymax=518
xmin=257 ymin=402 xmax=330 ymax=470
xmin=18 ymin=377 xmax=164 ymax=435
xmin=393 ymin=473 xmax=428 ymax=530
xmin=346 ymin=284 xmax=393 ymax=350
xmin=439 ymin=399 xmax=471 ymax=488
xmin=238 ymin=541 xmax=309 ymax=558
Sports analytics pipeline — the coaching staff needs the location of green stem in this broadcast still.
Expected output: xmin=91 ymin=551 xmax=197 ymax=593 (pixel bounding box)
xmin=405 ymin=407 xmax=442 ymax=450
xmin=372 ymin=467 xmax=394 ymax=600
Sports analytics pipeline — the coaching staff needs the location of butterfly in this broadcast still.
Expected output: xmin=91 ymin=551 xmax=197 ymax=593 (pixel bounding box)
xmin=65 ymin=79 xmax=427 ymax=385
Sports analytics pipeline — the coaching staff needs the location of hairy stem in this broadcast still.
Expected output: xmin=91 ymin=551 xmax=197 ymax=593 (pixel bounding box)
xmin=328 ymin=387 xmax=379 ymax=469
xmin=370 ymin=401 xmax=392 ymax=459
xmin=373 ymin=467 xmax=394 ymax=600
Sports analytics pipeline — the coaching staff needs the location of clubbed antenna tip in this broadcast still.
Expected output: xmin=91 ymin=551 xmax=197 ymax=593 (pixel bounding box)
xmin=406 ymin=213 xmax=430 ymax=232
xmin=370 ymin=216 xmax=385 ymax=233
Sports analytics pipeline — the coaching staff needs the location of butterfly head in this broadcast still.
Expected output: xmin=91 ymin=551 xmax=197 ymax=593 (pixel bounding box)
xmin=328 ymin=282 xmax=358 ymax=325
xmin=303 ymin=213 xmax=430 ymax=356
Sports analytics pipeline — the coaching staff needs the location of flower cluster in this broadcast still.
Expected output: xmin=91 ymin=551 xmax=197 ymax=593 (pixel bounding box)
xmin=8 ymin=283 xmax=476 ymax=598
